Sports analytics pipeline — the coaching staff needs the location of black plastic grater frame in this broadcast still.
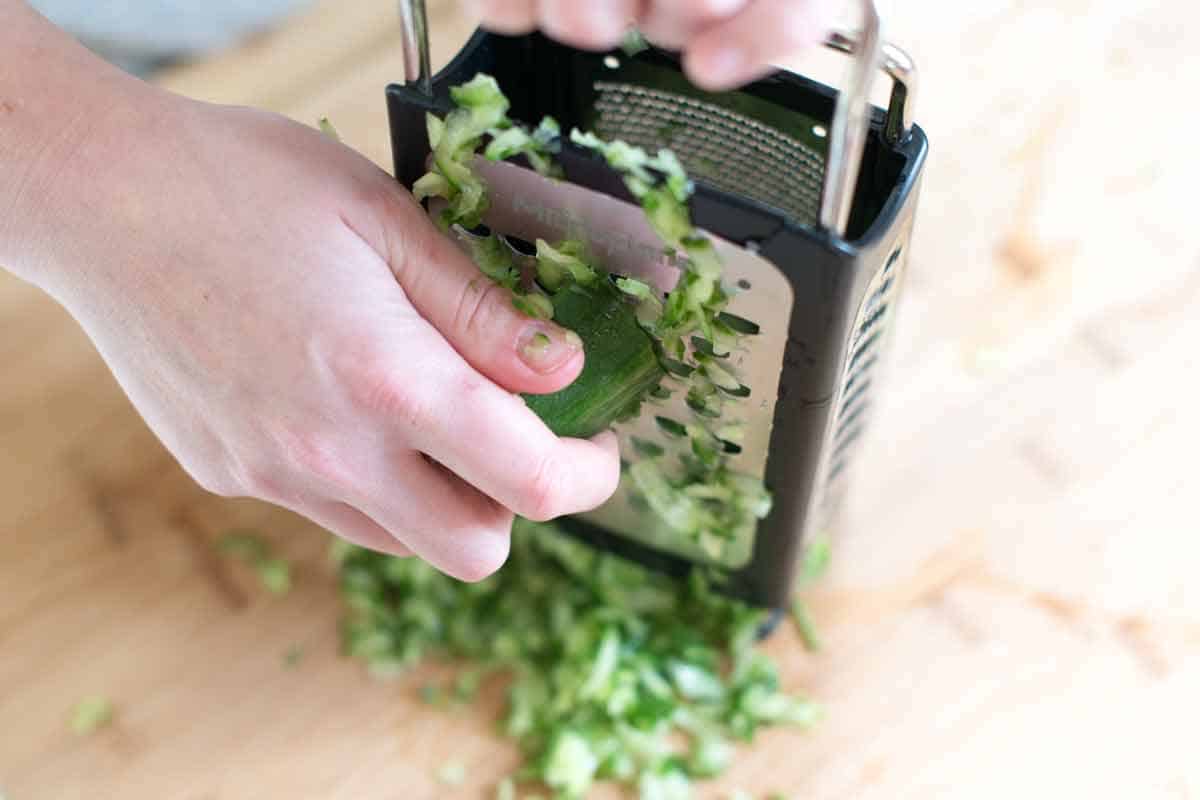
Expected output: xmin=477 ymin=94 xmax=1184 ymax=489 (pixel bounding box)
xmin=386 ymin=0 xmax=928 ymax=611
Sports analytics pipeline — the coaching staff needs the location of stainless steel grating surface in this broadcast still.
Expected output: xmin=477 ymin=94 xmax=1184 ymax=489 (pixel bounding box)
xmin=593 ymin=82 xmax=826 ymax=224
xmin=825 ymin=244 xmax=905 ymax=484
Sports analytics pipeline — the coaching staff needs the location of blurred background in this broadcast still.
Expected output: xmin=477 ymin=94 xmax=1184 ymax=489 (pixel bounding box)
xmin=28 ymin=0 xmax=317 ymax=74
xmin=2 ymin=0 xmax=1197 ymax=797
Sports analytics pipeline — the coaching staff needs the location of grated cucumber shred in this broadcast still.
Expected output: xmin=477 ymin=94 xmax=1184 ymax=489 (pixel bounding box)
xmin=336 ymin=521 xmax=821 ymax=799
xmin=69 ymin=695 xmax=114 ymax=735
xmin=218 ymin=530 xmax=291 ymax=595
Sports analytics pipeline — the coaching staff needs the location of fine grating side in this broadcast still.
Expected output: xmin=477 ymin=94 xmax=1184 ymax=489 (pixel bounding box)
xmin=593 ymin=82 xmax=826 ymax=224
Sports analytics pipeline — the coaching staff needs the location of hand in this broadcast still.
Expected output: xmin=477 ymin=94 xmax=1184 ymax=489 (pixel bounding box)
xmin=467 ymin=0 xmax=836 ymax=90
xmin=17 ymin=84 xmax=620 ymax=581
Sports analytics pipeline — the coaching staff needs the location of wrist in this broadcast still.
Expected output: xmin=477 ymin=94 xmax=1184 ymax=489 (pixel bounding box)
xmin=0 ymin=2 xmax=164 ymax=293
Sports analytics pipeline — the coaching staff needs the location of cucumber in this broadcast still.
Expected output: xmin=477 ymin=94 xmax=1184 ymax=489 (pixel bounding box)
xmin=523 ymin=280 xmax=665 ymax=438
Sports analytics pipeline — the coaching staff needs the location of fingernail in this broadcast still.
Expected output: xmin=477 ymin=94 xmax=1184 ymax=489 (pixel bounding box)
xmin=698 ymin=45 xmax=748 ymax=87
xmin=519 ymin=325 xmax=583 ymax=374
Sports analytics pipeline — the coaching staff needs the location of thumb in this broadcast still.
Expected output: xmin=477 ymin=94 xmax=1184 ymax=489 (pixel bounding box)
xmin=381 ymin=198 xmax=586 ymax=396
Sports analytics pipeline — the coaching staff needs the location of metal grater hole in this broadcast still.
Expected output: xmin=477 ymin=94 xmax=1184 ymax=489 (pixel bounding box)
xmin=828 ymin=435 xmax=863 ymax=487
xmin=884 ymin=245 xmax=904 ymax=271
xmin=593 ymin=82 xmax=825 ymax=223
xmin=864 ymin=278 xmax=894 ymax=314
xmin=839 ymin=378 xmax=873 ymax=417
xmin=832 ymin=424 xmax=864 ymax=457
xmin=849 ymin=330 xmax=882 ymax=371
xmin=836 ymin=403 xmax=870 ymax=440
xmin=827 ymin=457 xmax=849 ymax=481
xmin=856 ymin=304 xmax=889 ymax=341
xmin=843 ymin=354 xmax=878 ymax=394
xmin=821 ymin=246 xmax=907 ymax=497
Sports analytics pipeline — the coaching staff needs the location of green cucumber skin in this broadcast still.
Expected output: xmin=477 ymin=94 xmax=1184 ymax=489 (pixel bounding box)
xmin=523 ymin=281 xmax=666 ymax=439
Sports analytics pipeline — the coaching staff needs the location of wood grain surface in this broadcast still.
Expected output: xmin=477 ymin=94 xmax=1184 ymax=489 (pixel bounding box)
xmin=2 ymin=1 xmax=1197 ymax=797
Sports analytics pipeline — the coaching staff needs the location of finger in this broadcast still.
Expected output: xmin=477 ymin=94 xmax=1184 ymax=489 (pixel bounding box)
xmin=411 ymin=351 xmax=623 ymax=521
xmin=301 ymin=499 xmax=415 ymax=558
xmin=353 ymin=450 xmax=515 ymax=582
xmin=390 ymin=212 xmax=588 ymax=396
xmin=684 ymin=0 xmax=835 ymax=90
xmin=466 ymin=0 xmax=538 ymax=35
xmin=538 ymin=0 xmax=638 ymax=50
xmin=338 ymin=315 xmax=621 ymax=521
xmin=637 ymin=0 xmax=750 ymax=51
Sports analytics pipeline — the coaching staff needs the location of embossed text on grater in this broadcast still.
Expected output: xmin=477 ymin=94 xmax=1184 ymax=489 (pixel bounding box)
xmin=593 ymin=82 xmax=825 ymax=225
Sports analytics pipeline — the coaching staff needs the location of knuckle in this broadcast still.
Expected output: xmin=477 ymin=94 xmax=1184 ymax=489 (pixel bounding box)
xmin=215 ymin=446 xmax=292 ymax=504
xmin=453 ymin=276 xmax=508 ymax=341
xmin=193 ymin=458 xmax=251 ymax=499
xmin=544 ymin=3 xmax=616 ymax=48
xmin=517 ymin=452 xmax=566 ymax=521
xmin=237 ymin=464 xmax=284 ymax=501
xmin=356 ymin=180 xmax=438 ymax=288
xmin=392 ymin=208 xmax=441 ymax=280
xmin=179 ymin=445 xmax=249 ymax=499
xmin=279 ymin=429 xmax=354 ymax=495
xmin=340 ymin=345 xmax=431 ymax=429
xmin=365 ymin=376 xmax=429 ymax=430
xmin=193 ymin=472 xmax=239 ymax=499
xmin=636 ymin=5 xmax=687 ymax=48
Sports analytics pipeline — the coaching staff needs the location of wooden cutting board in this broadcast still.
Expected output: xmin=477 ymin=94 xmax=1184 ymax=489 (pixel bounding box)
xmin=2 ymin=1 xmax=1198 ymax=797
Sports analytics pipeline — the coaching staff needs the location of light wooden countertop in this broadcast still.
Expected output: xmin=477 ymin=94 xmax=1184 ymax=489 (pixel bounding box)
xmin=2 ymin=1 xmax=1197 ymax=797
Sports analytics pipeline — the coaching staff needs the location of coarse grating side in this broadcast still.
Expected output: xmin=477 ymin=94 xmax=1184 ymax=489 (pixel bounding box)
xmin=821 ymin=243 xmax=905 ymax=506
xmin=593 ymin=82 xmax=826 ymax=224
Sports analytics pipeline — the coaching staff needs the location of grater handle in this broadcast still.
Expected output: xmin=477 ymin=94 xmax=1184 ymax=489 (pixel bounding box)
xmin=818 ymin=0 xmax=882 ymax=236
xmin=397 ymin=0 xmax=912 ymax=237
xmin=398 ymin=0 xmax=433 ymax=96
xmin=879 ymin=41 xmax=917 ymax=147
xmin=825 ymin=33 xmax=918 ymax=148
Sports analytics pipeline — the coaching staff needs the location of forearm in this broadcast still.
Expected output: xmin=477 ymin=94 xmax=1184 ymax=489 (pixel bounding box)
xmin=0 ymin=0 xmax=151 ymax=292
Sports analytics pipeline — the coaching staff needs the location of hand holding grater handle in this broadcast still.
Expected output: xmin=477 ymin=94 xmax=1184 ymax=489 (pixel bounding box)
xmin=396 ymin=0 xmax=900 ymax=239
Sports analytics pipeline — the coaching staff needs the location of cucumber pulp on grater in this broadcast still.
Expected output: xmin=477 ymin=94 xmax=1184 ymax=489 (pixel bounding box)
xmin=414 ymin=74 xmax=771 ymax=560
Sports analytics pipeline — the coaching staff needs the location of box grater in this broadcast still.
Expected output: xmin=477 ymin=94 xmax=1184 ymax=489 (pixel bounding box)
xmin=387 ymin=0 xmax=928 ymax=611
